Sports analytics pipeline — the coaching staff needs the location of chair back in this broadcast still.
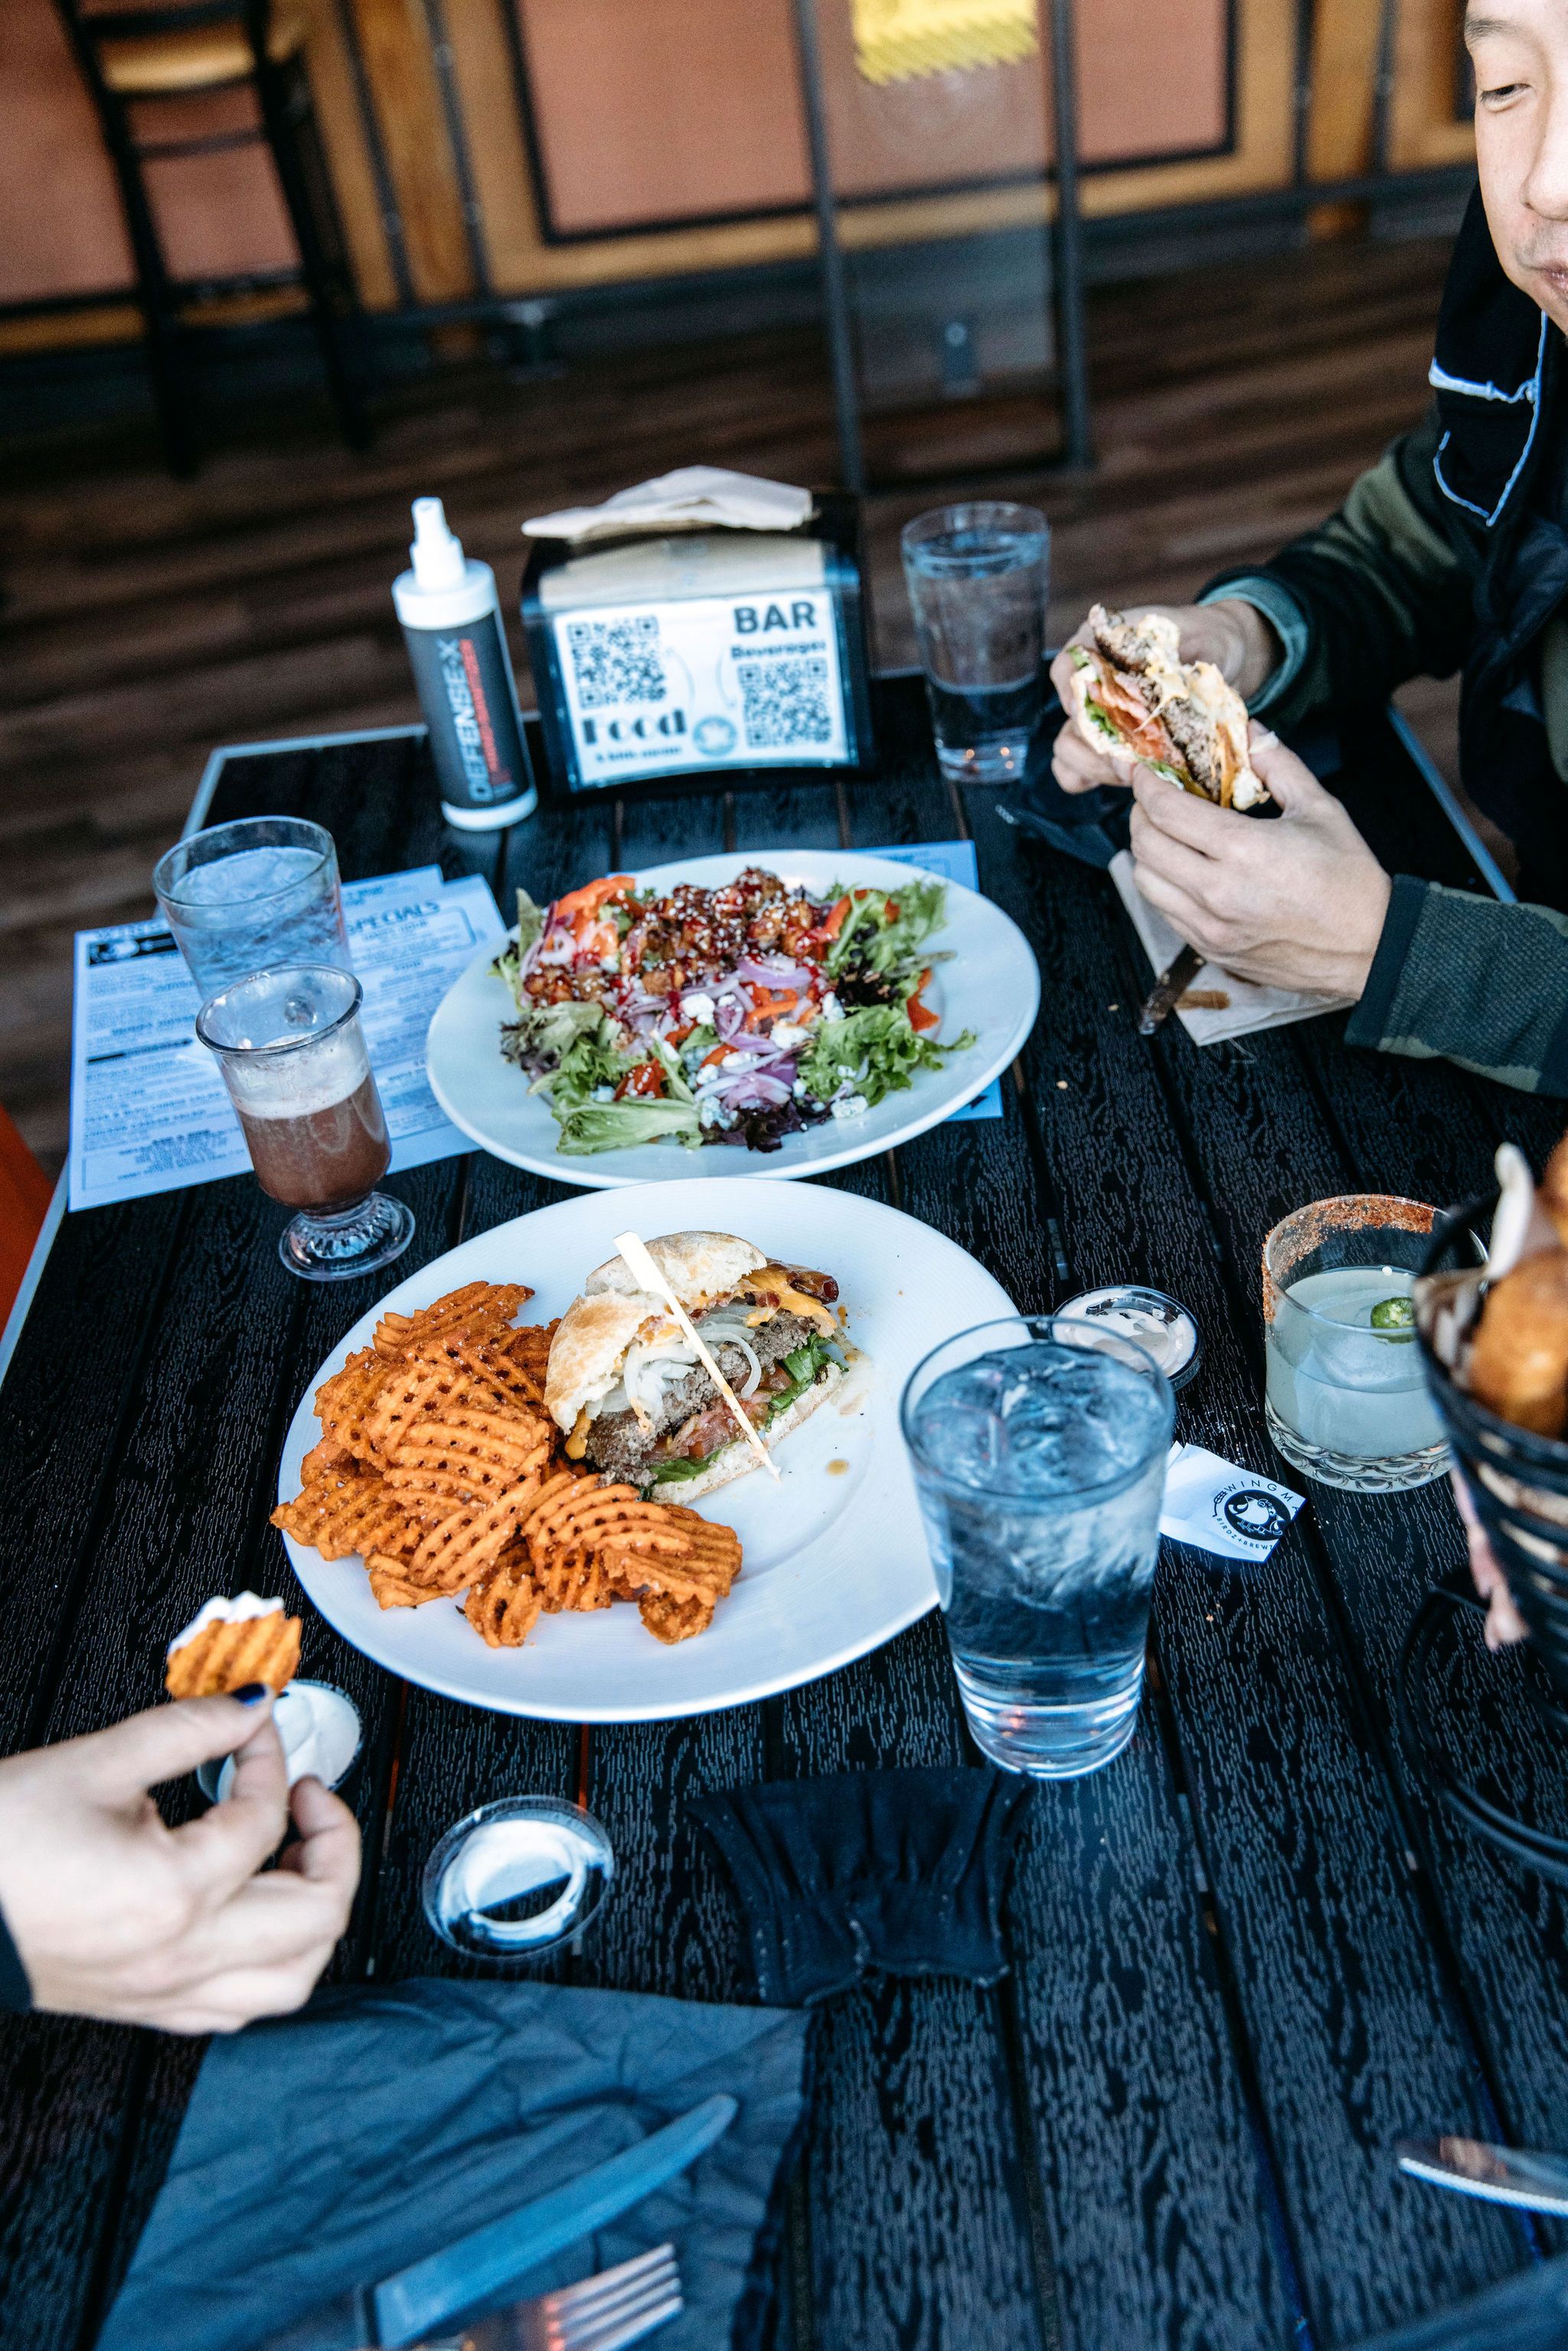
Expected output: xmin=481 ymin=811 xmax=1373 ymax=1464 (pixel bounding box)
xmin=0 ymin=1107 xmax=53 ymax=1329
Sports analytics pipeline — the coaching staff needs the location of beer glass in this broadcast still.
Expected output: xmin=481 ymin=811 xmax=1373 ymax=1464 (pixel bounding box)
xmin=196 ymin=965 xmax=414 ymax=1281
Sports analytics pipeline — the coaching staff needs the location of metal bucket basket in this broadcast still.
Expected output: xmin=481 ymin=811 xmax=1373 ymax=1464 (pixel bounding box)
xmin=1399 ymin=1194 xmax=1568 ymax=1882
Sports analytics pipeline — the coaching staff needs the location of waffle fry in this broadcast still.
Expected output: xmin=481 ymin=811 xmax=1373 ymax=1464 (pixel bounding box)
xmin=273 ymin=1282 xmax=743 ymax=1647
xmin=638 ymin=1592 xmax=716 ymax=1645
xmin=366 ymin=1555 xmax=438 ymax=1609
xmin=466 ymin=1545 xmax=543 ymax=1647
xmin=166 ymin=1606 xmax=302 ymax=1697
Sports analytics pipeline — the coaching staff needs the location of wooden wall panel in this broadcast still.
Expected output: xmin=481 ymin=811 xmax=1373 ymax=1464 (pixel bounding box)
xmin=440 ymin=0 xmax=544 ymax=289
xmin=1307 ymin=0 xmax=1383 ymax=182
xmin=346 ymin=0 xmax=475 ymax=299
xmin=1390 ymin=0 xmax=1474 ymax=169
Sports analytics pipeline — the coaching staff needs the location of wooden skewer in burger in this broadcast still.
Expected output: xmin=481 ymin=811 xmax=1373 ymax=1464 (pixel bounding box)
xmin=1066 ymin=606 xmax=1273 ymax=1027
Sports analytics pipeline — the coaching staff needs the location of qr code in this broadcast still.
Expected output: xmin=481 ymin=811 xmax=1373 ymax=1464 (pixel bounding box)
xmin=566 ymin=616 xmax=666 ymax=709
xmin=736 ymin=656 xmax=834 ymax=748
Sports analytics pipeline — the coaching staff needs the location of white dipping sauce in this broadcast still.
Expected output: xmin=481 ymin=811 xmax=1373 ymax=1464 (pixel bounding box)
xmin=214 ymin=1680 xmax=361 ymax=1801
xmin=1057 ymin=1286 xmax=1199 ymax=1382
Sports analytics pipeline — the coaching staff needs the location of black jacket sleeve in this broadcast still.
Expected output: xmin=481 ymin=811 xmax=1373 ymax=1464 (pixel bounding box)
xmin=1346 ymin=877 xmax=1568 ymax=1094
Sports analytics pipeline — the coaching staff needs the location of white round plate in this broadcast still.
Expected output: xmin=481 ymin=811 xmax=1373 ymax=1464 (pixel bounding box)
xmin=276 ymin=1177 xmax=1014 ymax=1721
xmin=425 ymin=849 xmax=1038 ymax=1188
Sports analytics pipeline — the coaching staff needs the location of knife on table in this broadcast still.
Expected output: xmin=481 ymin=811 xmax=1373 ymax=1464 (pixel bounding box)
xmin=1397 ymin=2134 xmax=1568 ymax=2215
xmin=1137 ymin=943 xmax=1202 ymax=1035
xmin=251 ymin=2092 xmax=737 ymax=2350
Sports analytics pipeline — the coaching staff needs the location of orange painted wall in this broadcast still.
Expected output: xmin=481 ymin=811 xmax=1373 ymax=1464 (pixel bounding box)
xmin=519 ymin=0 xmax=1230 ymax=236
xmin=0 ymin=0 xmax=1241 ymax=311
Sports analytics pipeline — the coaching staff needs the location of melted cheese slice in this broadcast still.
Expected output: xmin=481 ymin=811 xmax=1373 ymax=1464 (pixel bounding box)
xmin=743 ymin=1267 xmax=837 ymax=1334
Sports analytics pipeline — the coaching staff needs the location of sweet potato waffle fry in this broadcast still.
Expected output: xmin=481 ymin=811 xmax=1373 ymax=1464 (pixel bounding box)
xmin=166 ymin=1607 xmax=302 ymax=1697
xmin=273 ymin=1282 xmax=742 ymax=1648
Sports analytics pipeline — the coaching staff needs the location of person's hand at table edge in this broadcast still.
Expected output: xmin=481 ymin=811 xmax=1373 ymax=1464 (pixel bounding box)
xmin=1127 ymin=728 xmax=1393 ymax=998
xmin=0 ymin=1693 xmax=361 ymax=2033
xmin=1049 ymin=598 xmax=1282 ymax=795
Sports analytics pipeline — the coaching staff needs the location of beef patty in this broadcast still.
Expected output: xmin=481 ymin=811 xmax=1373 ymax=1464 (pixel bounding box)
xmin=585 ymin=1309 xmax=818 ymax=1481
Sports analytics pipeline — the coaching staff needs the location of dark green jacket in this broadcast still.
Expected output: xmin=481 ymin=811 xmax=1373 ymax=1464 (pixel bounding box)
xmin=1207 ymin=189 xmax=1568 ymax=1095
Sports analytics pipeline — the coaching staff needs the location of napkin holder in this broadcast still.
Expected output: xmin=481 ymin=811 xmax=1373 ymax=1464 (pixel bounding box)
xmin=521 ymin=495 xmax=874 ymax=796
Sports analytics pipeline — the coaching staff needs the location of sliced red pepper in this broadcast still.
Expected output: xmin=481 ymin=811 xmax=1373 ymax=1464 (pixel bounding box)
xmin=699 ymin=1044 xmax=731 ymax=1072
xmin=614 ymin=1060 xmax=667 ymax=1100
xmin=665 ymin=1020 xmax=694 ymax=1047
xmin=822 ymin=895 xmax=851 ymax=939
xmin=885 ymin=898 xmax=900 ymax=921
xmin=744 ymin=984 xmax=798 ymax=1030
xmin=906 ymin=968 xmax=939 ymax=1033
xmin=556 ymin=873 xmax=634 ymax=926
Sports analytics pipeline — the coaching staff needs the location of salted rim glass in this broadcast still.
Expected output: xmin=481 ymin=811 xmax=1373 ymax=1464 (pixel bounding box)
xmin=154 ymin=815 xmax=338 ymax=910
xmin=1263 ymin=1193 xmax=1448 ymax=1491
xmin=900 ymin=1313 xmax=1174 ymax=1504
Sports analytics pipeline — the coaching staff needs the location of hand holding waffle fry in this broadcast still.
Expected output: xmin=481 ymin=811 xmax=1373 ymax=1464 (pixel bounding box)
xmin=273 ymin=1277 xmax=747 ymax=1647
xmin=0 ymin=1694 xmax=359 ymax=2032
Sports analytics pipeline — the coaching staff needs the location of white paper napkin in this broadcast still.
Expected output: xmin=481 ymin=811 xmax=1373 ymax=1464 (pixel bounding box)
xmin=1160 ymin=1443 xmax=1304 ymax=1560
xmin=1108 ymin=851 xmax=1354 ymax=1043
xmin=524 ymin=466 xmax=813 ymax=544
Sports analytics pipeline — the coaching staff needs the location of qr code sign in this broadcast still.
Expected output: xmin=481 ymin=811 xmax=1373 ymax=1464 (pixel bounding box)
xmin=566 ymin=616 xmax=666 ymax=710
xmin=737 ymin=656 xmax=834 ymax=749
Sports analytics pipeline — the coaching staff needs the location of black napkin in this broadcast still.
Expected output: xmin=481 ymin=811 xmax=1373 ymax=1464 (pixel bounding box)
xmin=1348 ymin=2255 xmax=1568 ymax=2349
xmin=97 ymin=1977 xmax=809 ymax=2351
xmin=693 ymin=1768 xmax=1033 ymax=2007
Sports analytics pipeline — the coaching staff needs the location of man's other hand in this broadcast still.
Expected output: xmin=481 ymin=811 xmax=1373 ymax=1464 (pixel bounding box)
xmin=0 ymin=1694 xmax=361 ymax=2034
xmin=1128 ymin=730 xmax=1392 ymax=998
xmin=1048 ymin=598 xmax=1282 ymax=794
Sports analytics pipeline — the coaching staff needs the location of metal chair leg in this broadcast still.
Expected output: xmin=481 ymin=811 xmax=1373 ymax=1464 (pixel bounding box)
xmin=252 ymin=48 xmax=373 ymax=451
xmin=51 ymin=4 xmax=199 ymax=474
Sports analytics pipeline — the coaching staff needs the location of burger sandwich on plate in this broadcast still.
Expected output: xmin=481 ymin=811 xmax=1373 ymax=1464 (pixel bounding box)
xmin=544 ymin=1229 xmax=846 ymax=1500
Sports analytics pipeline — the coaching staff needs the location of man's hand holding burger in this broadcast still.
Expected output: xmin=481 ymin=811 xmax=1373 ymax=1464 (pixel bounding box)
xmin=1049 ymin=599 xmax=1284 ymax=796
xmin=1129 ymin=732 xmax=1391 ymax=999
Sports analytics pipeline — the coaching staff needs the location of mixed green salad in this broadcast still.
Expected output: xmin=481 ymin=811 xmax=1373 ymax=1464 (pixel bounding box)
xmin=495 ymin=862 xmax=974 ymax=1155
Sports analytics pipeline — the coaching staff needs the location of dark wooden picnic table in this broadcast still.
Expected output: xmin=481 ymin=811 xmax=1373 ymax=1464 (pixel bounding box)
xmin=4 ymin=671 xmax=1568 ymax=2351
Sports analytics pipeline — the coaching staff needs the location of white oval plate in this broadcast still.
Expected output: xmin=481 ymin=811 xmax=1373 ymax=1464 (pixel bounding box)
xmin=276 ymin=1177 xmax=1014 ymax=1721
xmin=425 ymin=849 xmax=1038 ymax=1188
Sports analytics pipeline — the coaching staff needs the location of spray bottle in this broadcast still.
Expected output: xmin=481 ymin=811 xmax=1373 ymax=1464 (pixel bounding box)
xmin=393 ymin=498 xmax=537 ymax=830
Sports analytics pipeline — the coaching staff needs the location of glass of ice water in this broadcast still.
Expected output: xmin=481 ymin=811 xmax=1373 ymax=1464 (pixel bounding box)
xmin=1263 ymin=1195 xmax=1449 ymax=1491
xmin=900 ymin=501 xmax=1050 ymax=784
xmin=154 ymin=815 xmax=351 ymax=997
xmin=901 ymin=1316 xmax=1174 ymax=1779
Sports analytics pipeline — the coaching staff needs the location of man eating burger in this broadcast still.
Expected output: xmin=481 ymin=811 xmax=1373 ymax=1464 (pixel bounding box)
xmin=1053 ymin=0 xmax=1568 ymax=1095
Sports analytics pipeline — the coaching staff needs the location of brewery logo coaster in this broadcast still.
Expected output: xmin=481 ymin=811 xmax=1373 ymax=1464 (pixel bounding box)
xmin=1160 ymin=1444 xmax=1305 ymax=1562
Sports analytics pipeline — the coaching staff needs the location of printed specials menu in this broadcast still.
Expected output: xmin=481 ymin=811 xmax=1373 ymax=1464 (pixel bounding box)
xmin=68 ymin=867 xmax=504 ymax=1212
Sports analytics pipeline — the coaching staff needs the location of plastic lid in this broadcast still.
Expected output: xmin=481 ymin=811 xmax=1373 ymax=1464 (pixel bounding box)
xmin=410 ymin=496 xmax=466 ymax=593
xmin=423 ymin=1795 xmax=615 ymax=1958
